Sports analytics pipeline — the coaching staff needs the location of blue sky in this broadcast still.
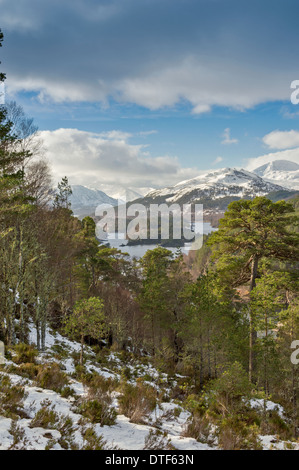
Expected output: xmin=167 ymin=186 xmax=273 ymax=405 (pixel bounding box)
xmin=1 ymin=0 xmax=299 ymax=188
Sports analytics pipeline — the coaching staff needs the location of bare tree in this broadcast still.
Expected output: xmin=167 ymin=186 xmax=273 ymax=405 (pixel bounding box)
xmin=25 ymin=159 xmax=54 ymax=208
xmin=4 ymin=101 xmax=44 ymax=168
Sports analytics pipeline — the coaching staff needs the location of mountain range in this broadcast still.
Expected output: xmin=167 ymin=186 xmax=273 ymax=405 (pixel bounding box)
xmin=70 ymin=184 xmax=153 ymax=217
xmin=69 ymin=160 xmax=298 ymax=217
xmin=137 ymin=166 xmax=297 ymax=210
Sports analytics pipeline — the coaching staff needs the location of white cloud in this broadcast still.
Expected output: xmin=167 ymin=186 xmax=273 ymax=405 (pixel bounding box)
xmin=212 ymin=156 xmax=223 ymax=165
xmin=0 ymin=83 xmax=5 ymax=105
xmin=246 ymin=147 xmax=299 ymax=171
xmin=115 ymin=57 xmax=292 ymax=113
xmin=221 ymin=128 xmax=238 ymax=145
xmin=262 ymin=129 xmax=299 ymax=150
xmin=99 ymin=130 xmax=132 ymax=141
xmin=40 ymin=128 xmax=200 ymax=188
xmin=191 ymin=104 xmax=211 ymax=115
xmin=138 ymin=130 xmax=158 ymax=137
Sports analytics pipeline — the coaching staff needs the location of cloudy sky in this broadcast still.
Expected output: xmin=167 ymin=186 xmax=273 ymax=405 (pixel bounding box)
xmin=1 ymin=0 xmax=299 ymax=188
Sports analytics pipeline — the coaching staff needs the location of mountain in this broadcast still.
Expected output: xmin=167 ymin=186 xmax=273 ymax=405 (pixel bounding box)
xmin=70 ymin=185 xmax=118 ymax=217
xmin=69 ymin=184 xmax=155 ymax=218
xmin=137 ymin=167 xmax=293 ymax=210
xmin=70 ymin=166 xmax=298 ymax=218
xmin=252 ymin=160 xmax=299 ymax=190
xmin=95 ymin=184 xmax=154 ymax=203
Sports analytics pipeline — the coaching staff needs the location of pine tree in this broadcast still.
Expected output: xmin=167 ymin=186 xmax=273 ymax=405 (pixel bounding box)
xmin=64 ymin=297 xmax=105 ymax=366
xmin=208 ymin=197 xmax=299 ymax=382
xmin=53 ymin=176 xmax=72 ymax=210
xmin=138 ymin=247 xmax=174 ymax=355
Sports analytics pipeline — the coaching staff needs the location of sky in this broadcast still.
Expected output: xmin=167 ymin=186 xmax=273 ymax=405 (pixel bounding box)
xmin=1 ymin=0 xmax=299 ymax=189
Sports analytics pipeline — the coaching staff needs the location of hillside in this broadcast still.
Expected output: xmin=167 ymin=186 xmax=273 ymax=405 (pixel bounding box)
xmin=1 ymin=325 xmax=296 ymax=450
xmin=138 ymin=168 xmax=291 ymax=209
xmin=70 ymin=185 xmax=118 ymax=217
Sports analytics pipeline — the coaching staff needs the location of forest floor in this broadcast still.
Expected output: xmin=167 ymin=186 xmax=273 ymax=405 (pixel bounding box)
xmin=0 ymin=325 xmax=297 ymax=451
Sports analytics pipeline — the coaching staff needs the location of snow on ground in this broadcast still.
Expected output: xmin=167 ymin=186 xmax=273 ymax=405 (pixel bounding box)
xmin=249 ymin=398 xmax=285 ymax=419
xmin=0 ymin=369 xmax=212 ymax=450
xmin=0 ymin=325 xmax=213 ymax=450
xmin=1 ymin=324 xmax=298 ymax=451
xmin=260 ymin=435 xmax=299 ymax=451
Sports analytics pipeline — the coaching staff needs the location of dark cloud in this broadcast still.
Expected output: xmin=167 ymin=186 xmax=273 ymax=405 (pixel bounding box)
xmin=1 ymin=0 xmax=299 ymax=111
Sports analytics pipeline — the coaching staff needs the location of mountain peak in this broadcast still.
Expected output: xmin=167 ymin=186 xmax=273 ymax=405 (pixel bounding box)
xmin=252 ymin=159 xmax=299 ymax=190
xmin=144 ymin=166 xmax=291 ymax=209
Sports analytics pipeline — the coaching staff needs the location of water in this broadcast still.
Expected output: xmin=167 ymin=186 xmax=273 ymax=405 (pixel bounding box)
xmin=101 ymin=222 xmax=217 ymax=259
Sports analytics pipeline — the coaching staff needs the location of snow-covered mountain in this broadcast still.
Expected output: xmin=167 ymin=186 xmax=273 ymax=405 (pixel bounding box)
xmin=70 ymin=165 xmax=297 ymax=217
xmin=70 ymin=185 xmax=118 ymax=217
xmin=141 ymin=167 xmax=292 ymax=208
xmin=69 ymin=185 xmax=154 ymax=217
xmin=96 ymin=184 xmax=154 ymax=203
xmin=252 ymin=160 xmax=299 ymax=190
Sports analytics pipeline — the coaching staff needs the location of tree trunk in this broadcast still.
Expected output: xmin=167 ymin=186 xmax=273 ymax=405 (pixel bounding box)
xmin=249 ymin=255 xmax=258 ymax=383
xmin=249 ymin=255 xmax=258 ymax=291
xmin=80 ymin=334 xmax=84 ymax=366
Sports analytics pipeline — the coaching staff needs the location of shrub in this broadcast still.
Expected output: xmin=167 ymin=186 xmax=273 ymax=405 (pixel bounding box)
xmin=260 ymin=409 xmax=292 ymax=440
xmin=50 ymin=343 xmax=70 ymax=360
xmin=0 ymin=374 xmax=28 ymax=418
xmin=81 ymin=427 xmax=107 ymax=450
xmin=118 ymin=379 xmax=157 ymax=424
xmin=57 ymin=415 xmax=78 ymax=450
xmin=83 ymin=373 xmax=118 ymax=398
xmin=30 ymin=401 xmax=59 ymax=429
xmin=120 ymin=366 xmax=133 ymax=381
xmin=95 ymin=348 xmax=110 ymax=367
xmin=8 ymin=420 xmax=27 ymax=450
xmin=35 ymin=362 xmax=69 ymax=392
xmin=208 ymin=362 xmax=252 ymax=414
xmin=15 ymin=363 xmax=40 ymax=380
xmin=218 ymin=415 xmax=262 ymax=450
xmin=30 ymin=401 xmax=78 ymax=449
xmin=14 ymin=344 xmax=38 ymax=365
xmin=60 ymin=386 xmax=77 ymax=399
xmin=78 ymin=399 xmax=117 ymax=427
xmin=143 ymin=429 xmax=174 ymax=450
xmin=183 ymin=413 xmax=214 ymax=445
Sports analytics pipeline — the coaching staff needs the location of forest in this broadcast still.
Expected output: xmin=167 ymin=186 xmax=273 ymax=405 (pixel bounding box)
xmin=0 ymin=29 xmax=298 ymax=450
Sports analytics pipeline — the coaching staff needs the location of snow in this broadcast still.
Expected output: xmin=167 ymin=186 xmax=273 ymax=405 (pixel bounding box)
xmin=1 ymin=325 xmax=297 ymax=451
xmin=253 ymin=160 xmax=299 ymax=190
xmin=70 ymin=185 xmax=155 ymax=216
xmin=260 ymin=435 xmax=299 ymax=451
xmin=70 ymin=185 xmax=117 ymax=207
xmin=146 ymin=167 xmax=290 ymax=205
xmin=0 ymin=326 xmax=214 ymax=450
xmin=249 ymin=398 xmax=285 ymax=418
xmin=96 ymin=185 xmax=154 ymax=203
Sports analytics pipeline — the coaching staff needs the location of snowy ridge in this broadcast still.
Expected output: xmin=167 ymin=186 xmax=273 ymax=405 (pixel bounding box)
xmin=145 ymin=167 xmax=289 ymax=204
xmin=70 ymin=185 xmax=118 ymax=208
xmin=253 ymin=160 xmax=299 ymax=190
xmin=96 ymin=185 xmax=154 ymax=203
xmin=69 ymin=185 xmax=118 ymax=217
xmin=70 ymin=185 xmax=155 ymax=216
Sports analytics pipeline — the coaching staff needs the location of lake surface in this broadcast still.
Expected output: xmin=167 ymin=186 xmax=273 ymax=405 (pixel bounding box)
xmin=103 ymin=222 xmax=217 ymax=259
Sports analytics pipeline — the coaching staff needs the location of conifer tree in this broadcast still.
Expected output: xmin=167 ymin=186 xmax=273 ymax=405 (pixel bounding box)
xmin=64 ymin=297 xmax=105 ymax=366
xmin=208 ymin=197 xmax=299 ymax=382
xmin=53 ymin=176 xmax=72 ymax=210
